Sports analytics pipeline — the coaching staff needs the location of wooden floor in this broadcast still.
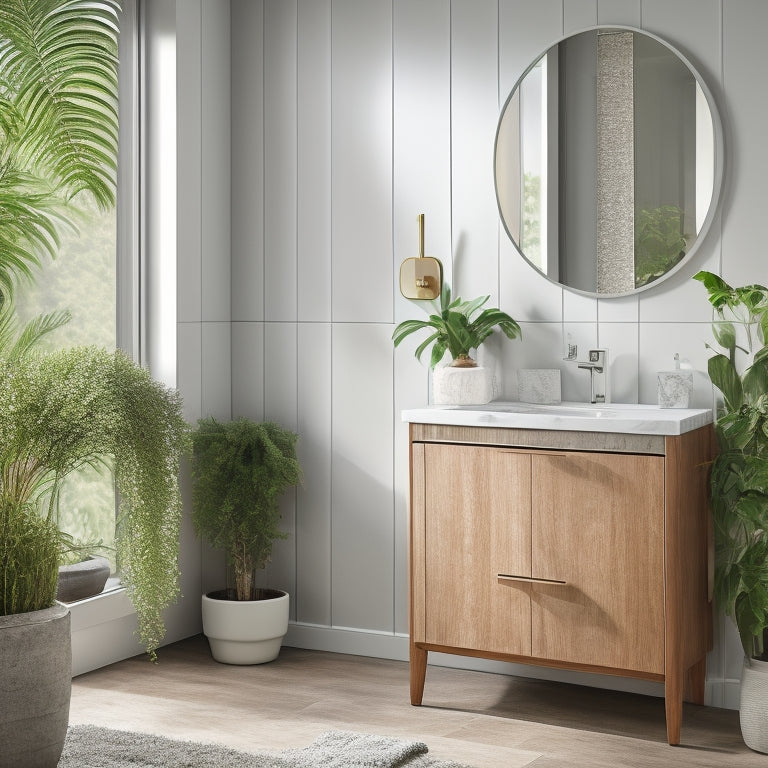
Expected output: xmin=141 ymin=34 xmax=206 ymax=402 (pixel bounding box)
xmin=69 ymin=635 xmax=763 ymax=768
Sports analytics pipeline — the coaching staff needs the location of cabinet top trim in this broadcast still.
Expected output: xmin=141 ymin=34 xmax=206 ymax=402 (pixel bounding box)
xmin=410 ymin=423 xmax=666 ymax=454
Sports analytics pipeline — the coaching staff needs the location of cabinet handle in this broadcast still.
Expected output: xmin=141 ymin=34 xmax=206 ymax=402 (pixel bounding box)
xmin=497 ymin=573 xmax=567 ymax=586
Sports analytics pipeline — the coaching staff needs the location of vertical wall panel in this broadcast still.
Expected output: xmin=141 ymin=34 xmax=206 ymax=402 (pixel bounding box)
xmin=264 ymin=0 xmax=298 ymax=321
xmin=296 ymin=323 xmax=333 ymax=626
xmin=298 ymin=0 xmax=332 ymax=322
xmin=201 ymin=0 xmax=231 ymax=322
xmin=331 ymin=0 xmax=393 ymax=323
xmin=564 ymin=0 xmax=596 ymax=31
xmin=721 ymin=0 xmax=768 ymax=287
xmin=596 ymin=0 xmax=640 ymax=26
xmin=176 ymin=0 xmax=201 ymax=324
xmin=331 ymin=324 xmax=394 ymax=631
xmin=498 ymin=0 xmax=564 ymax=323
xmin=450 ymin=0 xmax=499 ymax=303
xmin=231 ymin=322 xmax=265 ymax=421
xmin=392 ymin=0 xmax=451 ymax=324
xmin=201 ymin=322 xmax=232 ymax=419
xmin=231 ymin=0 xmax=264 ymax=322
xmin=263 ymin=323 xmax=299 ymax=612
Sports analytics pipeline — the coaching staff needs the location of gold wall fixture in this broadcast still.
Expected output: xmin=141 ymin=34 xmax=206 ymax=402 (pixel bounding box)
xmin=399 ymin=213 xmax=443 ymax=300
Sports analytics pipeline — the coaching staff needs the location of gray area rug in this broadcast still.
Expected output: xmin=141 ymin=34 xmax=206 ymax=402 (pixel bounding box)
xmin=59 ymin=726 xmax=474 ymax=768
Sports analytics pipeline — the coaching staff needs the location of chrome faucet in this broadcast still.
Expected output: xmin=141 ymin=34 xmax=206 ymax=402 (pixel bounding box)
xmin=578 ymin=349 xmax=608 ymax=404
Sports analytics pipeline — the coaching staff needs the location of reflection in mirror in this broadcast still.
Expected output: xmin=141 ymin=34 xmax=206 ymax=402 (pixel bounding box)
xmin=495 ymin=27 xmax=721 ymax=296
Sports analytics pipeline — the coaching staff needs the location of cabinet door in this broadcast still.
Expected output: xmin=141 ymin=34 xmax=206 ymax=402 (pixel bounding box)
xmin=531 ymin=452 xmax=665 ymax=674
xmin=423 ymin=444 xmax=531 ymax=656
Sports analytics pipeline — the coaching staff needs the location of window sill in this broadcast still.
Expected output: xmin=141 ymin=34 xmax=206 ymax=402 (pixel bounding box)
xmin=65 ymin=583 xmax=136 ymax=633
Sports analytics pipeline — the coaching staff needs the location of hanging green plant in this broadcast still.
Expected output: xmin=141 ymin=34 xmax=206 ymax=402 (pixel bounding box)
xmin=0 ymin=345 xmax=190 ymax=659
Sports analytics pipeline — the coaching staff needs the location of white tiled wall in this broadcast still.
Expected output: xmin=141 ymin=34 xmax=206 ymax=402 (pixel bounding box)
xmin=173 ymin=0 xmax=768 ymax=708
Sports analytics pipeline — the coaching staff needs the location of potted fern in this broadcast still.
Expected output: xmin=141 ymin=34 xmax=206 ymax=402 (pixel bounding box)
xmin=694 ymin=270 xmax=768 ymax=752
xmin=393 ymin=284 xmax=522 ymax=405
xmin=191 ymin=418 xmax=302 ymax=665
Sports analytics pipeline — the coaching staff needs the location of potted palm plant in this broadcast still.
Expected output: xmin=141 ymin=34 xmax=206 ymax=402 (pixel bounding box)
xmin=191 ymin=417 xmax=301 ymax=665
xmin=0 ymin=3 xmax=126 ymax=766
xmin=694 ymin=270 xmax=768 ymax=752
xmin=393 ymin=284 xmax=522 ymax=405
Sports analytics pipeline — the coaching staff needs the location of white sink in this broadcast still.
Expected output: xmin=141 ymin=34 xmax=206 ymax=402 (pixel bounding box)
xmin=402 ymin=401 xmax=712 ymax=435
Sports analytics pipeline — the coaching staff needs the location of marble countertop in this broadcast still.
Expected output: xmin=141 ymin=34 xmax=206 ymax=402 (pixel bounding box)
xmin=401 ymin=401 xmax=713 ymax=436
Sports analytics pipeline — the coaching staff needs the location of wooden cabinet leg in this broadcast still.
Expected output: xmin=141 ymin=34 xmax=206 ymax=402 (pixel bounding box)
xmin=410 ymin=643 xmax=427 ymax=706
xmin=685 ymin=655 xmax=707 ymax=705
xmin=665 ymin=668 xmax=683 ymax=746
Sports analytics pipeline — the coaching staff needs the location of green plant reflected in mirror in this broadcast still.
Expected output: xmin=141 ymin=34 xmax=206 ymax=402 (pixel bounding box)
xmin=495 ymin=26 xmax=724 ymax=297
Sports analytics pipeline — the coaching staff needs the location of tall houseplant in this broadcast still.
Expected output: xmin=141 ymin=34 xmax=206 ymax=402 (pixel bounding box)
xmin=191 ymin=418 xmax=301 ymax=664
xmin=695 ymin=270 xmax=768 ymax=752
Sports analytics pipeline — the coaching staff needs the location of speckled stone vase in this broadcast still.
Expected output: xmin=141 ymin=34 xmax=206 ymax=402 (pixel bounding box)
xmin=740 ymin=657 xmax=768 ymax=753
xmin=0 ymin=603 xmax=71 ymax=768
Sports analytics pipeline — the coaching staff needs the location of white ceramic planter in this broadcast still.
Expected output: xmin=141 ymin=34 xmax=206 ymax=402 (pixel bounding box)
xmin=740 ymin=656 xmax=768 ymax=753
xmin=432 ymin=365 xmax=493 ymax=405
xmin=201 ymin=589 xmax=289 ymax=665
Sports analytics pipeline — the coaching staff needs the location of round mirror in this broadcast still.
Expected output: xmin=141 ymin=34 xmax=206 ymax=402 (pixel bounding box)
xmin=494 ymin=26 xmax=723 ymax=297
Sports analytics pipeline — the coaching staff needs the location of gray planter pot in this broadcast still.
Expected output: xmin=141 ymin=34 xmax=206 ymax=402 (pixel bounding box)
xmin=740 ymin=656 xmax=768 ymax=753
xmin=57 ymin=555 xmax=111 ymax=602
xmin=0 ymin=603 xmax=71 ymax=768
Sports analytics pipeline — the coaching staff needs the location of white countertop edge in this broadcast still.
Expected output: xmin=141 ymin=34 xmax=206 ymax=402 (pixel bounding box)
xmin=401 ymin=402 xmax=713 ymax=436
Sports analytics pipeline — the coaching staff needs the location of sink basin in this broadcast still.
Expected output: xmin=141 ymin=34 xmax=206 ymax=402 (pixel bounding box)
xmin=455 ymin=402 xmax=619 ymax=418
xmin=402 ymin=401 xmax=713 ymax=435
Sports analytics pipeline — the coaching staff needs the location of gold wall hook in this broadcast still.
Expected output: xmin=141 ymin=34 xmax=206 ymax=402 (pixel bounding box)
xmin=399 ymin=213 xmax=443 ymax=300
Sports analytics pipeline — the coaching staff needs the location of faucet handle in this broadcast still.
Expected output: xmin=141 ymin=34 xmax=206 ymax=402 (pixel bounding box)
xmin=588 ymin=349 xmax=605 ymax=367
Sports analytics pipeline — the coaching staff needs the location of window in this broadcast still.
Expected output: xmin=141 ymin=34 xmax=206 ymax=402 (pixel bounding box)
xmin=10 ymin=0 xmax=138 ymax=578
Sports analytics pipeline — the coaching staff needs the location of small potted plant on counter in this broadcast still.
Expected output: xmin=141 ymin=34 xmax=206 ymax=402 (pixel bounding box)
xmin=393 ymin=283 xmax=522 ymax=405
xmin=191 ymin=417 xmax=302 ymax=665
xmin=695 ymin=270 xmax=768 ymax=753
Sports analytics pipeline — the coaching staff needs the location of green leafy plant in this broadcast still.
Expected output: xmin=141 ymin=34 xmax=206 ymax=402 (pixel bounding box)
xmin=635 ymin=205 xmax=688 ymax=288
xmin=0 ymin=345 xmax=190 ymax=659
xmin=191 ymin=418 xmax=302 ymax=602
xmin=695 ymin=270 xmax=768 ymax=660
xmin=392 ymin=284 xmax=522 ymax=369
xmin=0 ymin=0 xmax=120 ymax=302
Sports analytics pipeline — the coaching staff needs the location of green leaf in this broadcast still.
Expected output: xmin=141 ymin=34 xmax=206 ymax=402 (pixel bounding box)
xmin=743 ymin=360 xmax=768 ymax=406
xmin=693 ymin=270 xmax=734 ymax=309
xmin=708 ymin=353 xmax=743 ymax=411
xmin=711 ymin=320 xmax=736 ymax=352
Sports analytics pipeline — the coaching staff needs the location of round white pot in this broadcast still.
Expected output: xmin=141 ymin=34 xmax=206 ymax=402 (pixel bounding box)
xmin=740 ymin=656 xmax=768 ymax=753
xmin=201 ymin=588 xmax=289 ymax=665
xmin=432 ymin=365 xmax=494 ymax=405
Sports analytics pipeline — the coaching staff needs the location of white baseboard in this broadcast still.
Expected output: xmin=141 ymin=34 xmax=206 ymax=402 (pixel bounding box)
xmin=284 ymin=622 xmax=743 ymax=706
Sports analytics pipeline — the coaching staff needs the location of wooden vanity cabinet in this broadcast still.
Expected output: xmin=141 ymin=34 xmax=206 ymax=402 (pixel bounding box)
xmin=408 ymin=423 xmax=714 ymax=746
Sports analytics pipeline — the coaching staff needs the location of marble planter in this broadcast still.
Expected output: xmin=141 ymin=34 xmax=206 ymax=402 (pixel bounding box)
xmin=202 ymin=588 xmax=289 ymax=665
xmin=432 ymin=365 xmax=493 ymax=405
xmin=0 ymin=604 xmax=71 ymax=768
